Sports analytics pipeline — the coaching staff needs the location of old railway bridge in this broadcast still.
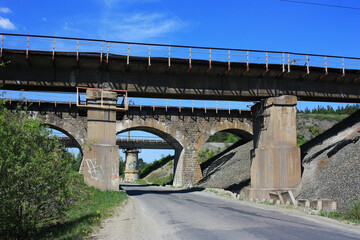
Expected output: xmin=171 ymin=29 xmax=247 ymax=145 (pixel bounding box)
xmin=1 ymin=33 xmax=359 ymax=199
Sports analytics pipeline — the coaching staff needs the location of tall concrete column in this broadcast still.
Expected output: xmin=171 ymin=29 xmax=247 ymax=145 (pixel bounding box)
xmin=83 ymin=89 xmax=120 ymax=190
xmin=124 ymin=148 xmax=140 ymax=182
xmin=248 ymin=95 xmax=301 ymax=199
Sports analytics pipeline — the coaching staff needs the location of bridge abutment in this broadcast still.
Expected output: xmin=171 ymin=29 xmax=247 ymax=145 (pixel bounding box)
xmin=83 ymin=89 xmax=120 ymax=190
xmin=247 ymin=95 xmax=301 ymax=199
xmin=124 ymin=148 xmax=140 ymax=182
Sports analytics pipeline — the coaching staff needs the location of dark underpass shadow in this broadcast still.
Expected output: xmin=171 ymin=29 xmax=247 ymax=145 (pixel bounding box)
xmin=120 ymin=184 xmax=204 ymax=196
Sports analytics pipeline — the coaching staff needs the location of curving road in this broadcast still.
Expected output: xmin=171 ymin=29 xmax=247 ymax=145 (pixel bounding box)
xmin=94 ymin=184 xmax=360 ymax=240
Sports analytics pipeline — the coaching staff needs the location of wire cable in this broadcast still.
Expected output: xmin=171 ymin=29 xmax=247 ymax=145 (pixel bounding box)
xmin=279 ymin=0 xmax=360 ymax=10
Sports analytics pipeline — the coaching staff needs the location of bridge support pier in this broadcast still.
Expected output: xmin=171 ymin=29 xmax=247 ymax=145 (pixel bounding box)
xmin=83 ymin=89 xmax=120 ymax=190
xmin=124 ymin=148 xmax=140 ymax=182
xmin=247 ymin=95 xmax=301 ymax=200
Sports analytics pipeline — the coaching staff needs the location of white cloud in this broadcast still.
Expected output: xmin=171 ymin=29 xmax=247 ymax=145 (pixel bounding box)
xmin=0 ymin=7 xmax=12 ymax=14
xmin=0 ymin=17 xmax=16 ymax=30
xmin=99 ymin=12 xmax=186 ymax=41
xmin=42 ymin=17 xmax=47 ymax=22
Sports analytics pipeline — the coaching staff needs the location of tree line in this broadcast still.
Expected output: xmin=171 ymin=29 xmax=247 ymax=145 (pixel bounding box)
xmin=298 ymin=104 xmax=360 ymax=115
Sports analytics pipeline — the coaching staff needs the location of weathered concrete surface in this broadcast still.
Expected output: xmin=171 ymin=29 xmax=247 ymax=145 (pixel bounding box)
xmin=124 ymin=148 xmax=140 ymax=182
xmin=196 ymin=141 xmax=252 ymax=189
xmin=117 ymin=108 xmax=253 ymax=187
xmin=83 ymin=89 xmax=120 ymax=190
xmin=249 ymin=95 xmax=301 ymax=200
xmin=297 ymin=110 xmax=360 ymax=212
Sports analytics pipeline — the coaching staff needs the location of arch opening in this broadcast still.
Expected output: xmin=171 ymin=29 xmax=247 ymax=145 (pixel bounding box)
xmin=45 ymin=124 xmax=84 ymax=171
xmin=200 ymin=128 xmax=253 ymax=165
xmin=196 ymin=128 xmax=253 ymax=190
xmin=117 ymin=127 xmax=182 ymax=185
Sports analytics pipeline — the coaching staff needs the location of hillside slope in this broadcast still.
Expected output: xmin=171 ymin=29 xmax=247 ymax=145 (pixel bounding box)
xmin=297 ymin=110 xmax=360 ymax=212
xmin=142 ymin=114 xmax=344 ymax=191
xmin=196 ymin=141 xmax=252 ymax=189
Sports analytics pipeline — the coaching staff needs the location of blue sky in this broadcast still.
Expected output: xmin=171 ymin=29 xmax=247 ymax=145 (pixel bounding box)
xmin=1 ymin=0 xmax=360 ymax=56
xmin=1 ymin=0 xmax=360 ymax=163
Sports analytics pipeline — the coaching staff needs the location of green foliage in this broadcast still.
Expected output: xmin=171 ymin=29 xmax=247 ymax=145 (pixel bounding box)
xmin=199 ymin=148 xmax=215 ymax=163
xmin=0 ymin=101 xmax=76 ymax=239
xmin=38 ymin=173 xmax=127 ymax=239
xmin=119 ymin=156 xmax=125 ymax=179
xmin=137 ymin=158 xmax=149 ymax=172
xmin=308 ymin=126 xmax=322 ymax=137
xmin=225 ymin=133 xmax=241 ymax=143
xmin=260 ymin=201 xmax=274 ymax=206
xmin=139 ymin=154 xmax=172 ymax=178
xmin=298 ymin=104 xmax=360 ymax=116
xmin=318 ymin=201 xmax=360 ymax=224
xmin=297 ymin=133 xmax=307 ymax=146
xmin=151 ymin=173 xmax=174 ymax=186
xmin=134 ymin=179 xmax=147 ymax=185
xmin=63 ymin=151 xmax=83 ymax=172
xmin=319 ymin=210 xmax=342 ymax=219
xmin=73 ymin=152 xmax=83 ymax=172
xmin=207 ymin=132 xmax=241 ymax=143
xmin=345 ymin=201 xmax=360 ymax=222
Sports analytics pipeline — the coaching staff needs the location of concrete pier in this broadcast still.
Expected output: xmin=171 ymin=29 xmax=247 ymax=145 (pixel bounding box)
xmin=124 ymin=148 xmax=140 ymax=182
xmin=83 ymin=89 xmax=120 ymax=190
xmin=247 ymin=95 xmax=301 ymax=200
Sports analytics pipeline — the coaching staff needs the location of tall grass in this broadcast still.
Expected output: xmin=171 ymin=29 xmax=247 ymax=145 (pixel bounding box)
xmin=38 ymin=173 xmax=127 ymax=239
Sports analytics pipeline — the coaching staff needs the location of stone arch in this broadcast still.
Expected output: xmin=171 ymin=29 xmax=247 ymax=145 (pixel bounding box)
xmin=45 ymin=123 xmax=84 ymax=156
xmin=117 ymin=126 xmax=182 ymax=150
xmin=196 ymin=119 xmax=254 ymax=159
xmin=117 ymin=125 xmax=183 ymax=185
xmin=117 ymin=114 xmax=253 ymax=187
xmin=30 ymin=111 xmax=87 ymax=156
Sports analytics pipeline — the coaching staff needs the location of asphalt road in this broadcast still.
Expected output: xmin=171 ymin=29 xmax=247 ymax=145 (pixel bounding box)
xmin=101 ymin=184 xmax=360 ymax=240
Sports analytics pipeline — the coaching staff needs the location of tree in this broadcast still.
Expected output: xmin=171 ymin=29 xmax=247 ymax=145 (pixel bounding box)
xmin=0 ymin=101 xmax=75 ymax=239
xmin=137 ymin=158 xmax=148 ymax=172
xmin=119 ymin=155 xmax=125 ymax=178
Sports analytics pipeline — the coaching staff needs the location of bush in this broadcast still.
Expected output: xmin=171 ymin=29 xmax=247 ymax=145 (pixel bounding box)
xmin=0 ymin=101 xmax=75 ymax=239
xmin=345 ymin=201 xmax=360 ymax=221
xmin=199 ymin=148 xmax=215 ymax=163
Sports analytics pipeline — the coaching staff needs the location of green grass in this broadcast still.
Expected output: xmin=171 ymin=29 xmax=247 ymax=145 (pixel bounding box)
xmin=318 ymin=201 xmax=360 ymax=225
xmin=151 ymin=173 xmax=174 ymax=186
xmin=140 ymin=154 xmax=172 ymax=178
xmin=260 ymin=201 xmax=275 ymax=206
xmin=298 ymin=113 xmax=349 ymax=121
xmin=297 ymin=133 xmax=308 ymax=146
xmin=38 ymin=173 xmax=127 ymax=239
xmin=134 ymin=179 xmax=148 ymax=185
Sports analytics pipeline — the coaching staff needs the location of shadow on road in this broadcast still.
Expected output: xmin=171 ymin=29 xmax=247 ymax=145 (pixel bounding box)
xmin=120 ymin=184 xmax=204 ymax=196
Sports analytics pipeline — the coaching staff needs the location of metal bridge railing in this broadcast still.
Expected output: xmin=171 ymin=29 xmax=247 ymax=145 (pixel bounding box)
xmin=116 ymin=136 xmax=167 ymax=144
xmin=1 ymin=90 xmax=249 ymax=114
xmin=1 ymin=33 xmax=360 ymax=75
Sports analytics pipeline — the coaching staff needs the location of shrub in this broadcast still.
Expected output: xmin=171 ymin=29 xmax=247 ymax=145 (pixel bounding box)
xmin=345 ymin=201 xmax=360 ymax=221
xmin=0 ymin=101 xmax=75 ymax=239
